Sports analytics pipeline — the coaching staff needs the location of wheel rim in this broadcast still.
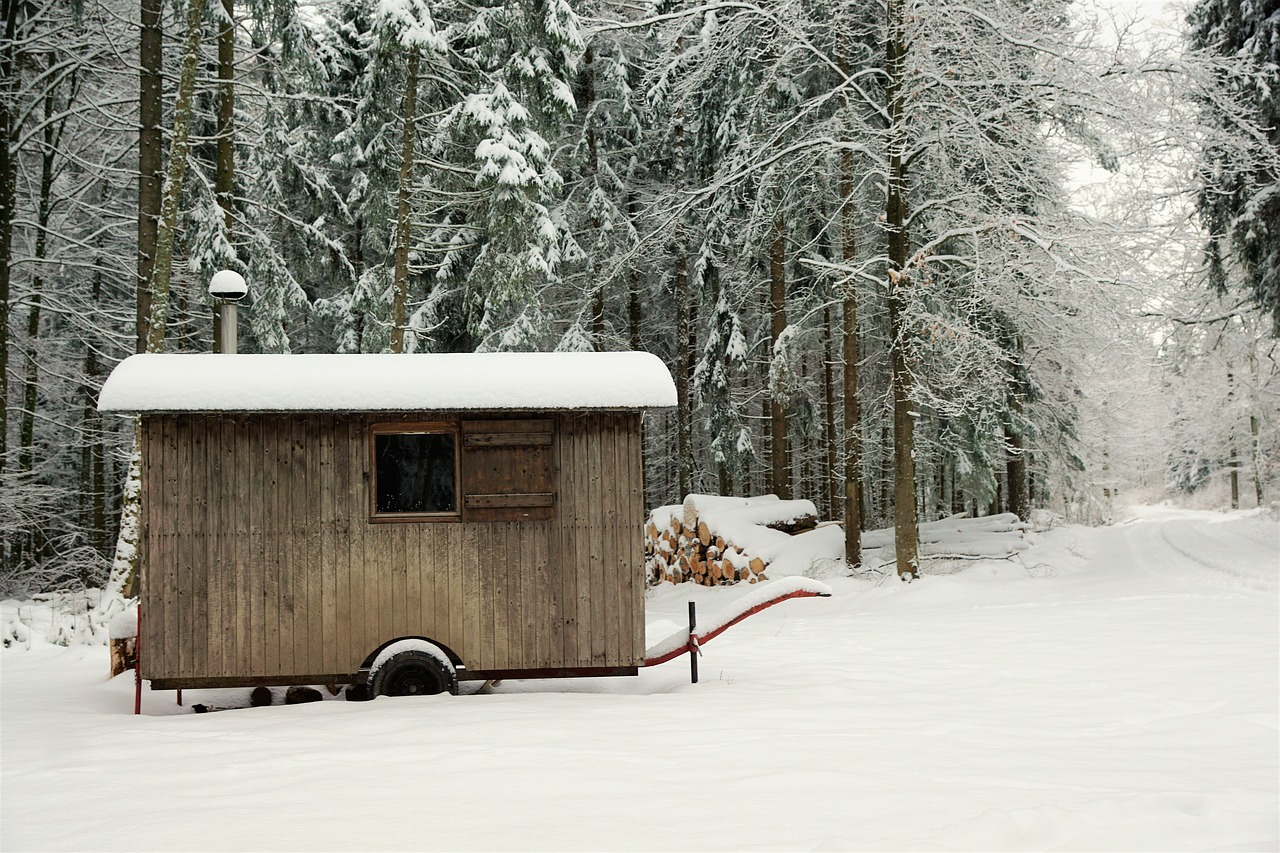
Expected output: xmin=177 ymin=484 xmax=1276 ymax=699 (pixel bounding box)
xmin=384 ymin=662 xmax=444 ymax=696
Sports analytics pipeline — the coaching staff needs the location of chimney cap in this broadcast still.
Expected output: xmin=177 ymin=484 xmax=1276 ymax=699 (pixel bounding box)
xmin=209 ymin=269 xmax=247 ymax=302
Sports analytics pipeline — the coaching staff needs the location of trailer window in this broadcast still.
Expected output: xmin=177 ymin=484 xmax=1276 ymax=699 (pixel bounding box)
xmin=371 ymin=424 xmax=459 ymax=519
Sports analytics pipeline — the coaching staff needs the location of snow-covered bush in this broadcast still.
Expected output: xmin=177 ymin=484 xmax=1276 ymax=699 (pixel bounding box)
xmin=1 ymin=589 xmax=132 ymax=649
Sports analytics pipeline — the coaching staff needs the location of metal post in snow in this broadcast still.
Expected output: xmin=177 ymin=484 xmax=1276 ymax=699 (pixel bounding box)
xmin=688 ymin=601 xmax=698 ymax=684
xmin=134 ymin=605 xmax=142 ymax=715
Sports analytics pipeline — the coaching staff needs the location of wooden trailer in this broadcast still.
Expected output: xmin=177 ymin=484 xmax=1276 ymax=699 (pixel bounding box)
xmin=98 ymin=352 xmax=676 ymax=697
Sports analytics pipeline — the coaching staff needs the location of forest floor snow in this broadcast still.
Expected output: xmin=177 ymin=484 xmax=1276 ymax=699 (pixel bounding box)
xmin=1 ymin=505 xmax=1276 ymax=851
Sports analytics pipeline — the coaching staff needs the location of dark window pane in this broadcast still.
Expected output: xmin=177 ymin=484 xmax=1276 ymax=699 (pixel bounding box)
xmin=375 ymin=433 xmax=457 ymax=514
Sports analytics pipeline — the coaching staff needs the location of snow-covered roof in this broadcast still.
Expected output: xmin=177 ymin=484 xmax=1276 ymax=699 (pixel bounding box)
xmin=97 ymin=352 xmax=678 ymax=413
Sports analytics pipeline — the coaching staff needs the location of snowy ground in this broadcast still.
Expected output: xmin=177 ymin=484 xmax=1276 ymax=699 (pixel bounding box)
xmin=2 ymin=505 xmax=1276 ymax=851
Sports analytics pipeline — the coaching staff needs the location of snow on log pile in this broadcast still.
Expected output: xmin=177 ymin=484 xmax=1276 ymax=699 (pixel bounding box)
xmin=645 ymin=494 xmax=841 ymax=586
xmin=645 ymin=501 xmax=1034 ymax=586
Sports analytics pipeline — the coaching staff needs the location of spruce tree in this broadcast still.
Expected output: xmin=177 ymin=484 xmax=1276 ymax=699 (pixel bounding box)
xmin=1187 ymin=0 xmax=1280 ymax=333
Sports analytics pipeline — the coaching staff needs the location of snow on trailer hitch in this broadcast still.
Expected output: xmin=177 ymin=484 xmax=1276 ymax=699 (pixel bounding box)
xmin=642 ymin=577 xmax=832 ymax=682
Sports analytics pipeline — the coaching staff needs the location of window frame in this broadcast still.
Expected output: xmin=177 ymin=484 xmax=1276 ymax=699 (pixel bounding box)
xmin=368 ymin=420 xmax=462 ymax=523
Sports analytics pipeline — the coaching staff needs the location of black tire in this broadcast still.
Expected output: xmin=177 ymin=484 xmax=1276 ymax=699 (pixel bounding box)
xmin=369 ymin=647 xmax=458 ymax=698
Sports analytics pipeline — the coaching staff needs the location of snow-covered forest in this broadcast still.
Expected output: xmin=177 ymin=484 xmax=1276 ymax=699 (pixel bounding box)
xmin=1 ymin=1 xmax=1278 ymax=847
xmin=3 ymin=506 xmax=1277 ymax=849
xmin=0 ymin=0 xmax=1276 ymax=593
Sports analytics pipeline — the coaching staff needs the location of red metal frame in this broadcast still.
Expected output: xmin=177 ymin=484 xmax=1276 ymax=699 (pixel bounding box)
xmin=134 ymin=605 xmax=142 ymax=715
xmin=643 ymin=588 xmax=829 ymax=668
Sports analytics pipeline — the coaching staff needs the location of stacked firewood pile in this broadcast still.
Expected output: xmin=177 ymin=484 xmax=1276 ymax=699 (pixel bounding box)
xmin=644 ymin=494 xmax=820 ymax=586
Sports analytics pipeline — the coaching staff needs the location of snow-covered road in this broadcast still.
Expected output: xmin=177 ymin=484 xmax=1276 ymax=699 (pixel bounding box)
xmin=2 ymin=506 xmax=1276 ymax=851
xmin=1104 ymin=505 xmax=1278 ymax=594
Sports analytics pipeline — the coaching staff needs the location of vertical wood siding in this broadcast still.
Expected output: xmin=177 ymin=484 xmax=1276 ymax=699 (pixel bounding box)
xmin=140 ymin=411 xmax=645 ymax=683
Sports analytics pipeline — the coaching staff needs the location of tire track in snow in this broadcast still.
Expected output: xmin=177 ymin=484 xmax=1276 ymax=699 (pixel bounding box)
xmin=1100 ymin=516 xmax=1278 ymax=595
xmin=1154 ymin=522 xmax=1278 ymax=595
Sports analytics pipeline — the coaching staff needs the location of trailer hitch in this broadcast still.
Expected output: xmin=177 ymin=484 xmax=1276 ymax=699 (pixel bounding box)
xmin=643 ymin=577 xmax=832 ymax=677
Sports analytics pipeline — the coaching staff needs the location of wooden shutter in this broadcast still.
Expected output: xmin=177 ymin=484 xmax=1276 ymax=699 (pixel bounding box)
xmin=460 ymin=419 xmax=555 ymax=521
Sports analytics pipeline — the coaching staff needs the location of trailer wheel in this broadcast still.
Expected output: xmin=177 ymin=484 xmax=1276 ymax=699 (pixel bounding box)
xmin=368 ymin=642 xmax=459 ymax=698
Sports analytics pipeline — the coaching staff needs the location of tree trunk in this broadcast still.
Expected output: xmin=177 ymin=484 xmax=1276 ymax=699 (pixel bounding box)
xmin=760 ymin=377 xmax=770 ymax=496
xmin=839 ymin=144 xmax=862 ymax=567
xmin=674 ymin=250 xmax=691 ymax=498
xmin=941 ymin=453 xmax=953 ymax=514
xmin=716 ymin=457 xmax=732 ymax=497
xmin=800 ymin=359 xmax=813 ymax=501
xmin=885 ymin=0 xmax=919 ymax=580
xmin=1251 ymin=414 xmax=1263 ymax=506
xmin=822 ymin=305 xmax=837 ymax=519
xmin=146 ymin=0 xmax=209 ymax=351
xmin=1227 ymin=370 xmax=1238 ymax=509
xmin=389 ymin=47 xmax=420 ymax=354
xmin=627 ymin=190 xmax=641 ymax=353
xmin=591 ymin=287 xmax=605 ymax=347
xmin=769 ymin=212 xmax=790 ymax=499
xmin=85 ymin=264 xmax=107 ymax=567
xmin=17 ymin=292 xmax=38 ymax=473
xmin=18 ymin=83 xmax=59 ymax=476
xmin=879 ymin=423 xmax=891 ymax=525
xmin=216 ymin=0 xmax=234 ymax=227
xmin=626 ymin=190 xmax=645 ymax=500
xmin=211 ymin=0 xmax=235 ymax=353
xmin=628 ymin=266 xmax=640 ymax=350
xmin=114 ymin=0 xmax=207 ymax=604
xmin=0 ymin=0 xmax=20 ymax=475
xmin=674 ymin=106 xmax=691 ymax=499
xmin=1007 ymin=395 xmax=1030 ymax=521
xmin=683 ymin=268 xmax=697 ymax=486
xmin=352 ymin=215 xmax=365 ymax=351
xmin=584 ymin=47 xmax=607 ymax=350
xmin=709 ymin=264 xmax=732 ymax=496
xmin=108 ymin=427 xmax=143 ymax=599
xmin=81 ymin=391 xmax=106 ymax=585
xmin=137 ymin=0 xmax=163 ymax=353
xmin=1229 ymin=445 xmax=1240 ymax=508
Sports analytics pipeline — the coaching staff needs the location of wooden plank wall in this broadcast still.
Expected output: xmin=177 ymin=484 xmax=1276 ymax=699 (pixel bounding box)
xmin=140 ymin=411 xmax=646 ymax=683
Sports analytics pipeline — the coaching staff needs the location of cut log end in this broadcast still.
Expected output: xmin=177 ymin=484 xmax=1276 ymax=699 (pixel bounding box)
xmin=109 ymin=637 xmax=138 ymax=678
xmin=698 ymin=521 xmax=712 ymax=546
